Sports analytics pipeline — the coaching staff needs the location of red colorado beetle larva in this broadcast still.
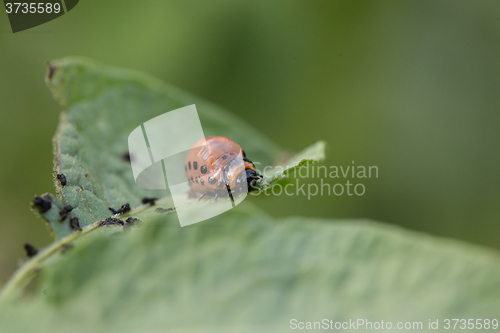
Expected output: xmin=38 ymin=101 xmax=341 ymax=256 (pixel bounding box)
xmin=185 ymin=136 xmax=262 ymax=201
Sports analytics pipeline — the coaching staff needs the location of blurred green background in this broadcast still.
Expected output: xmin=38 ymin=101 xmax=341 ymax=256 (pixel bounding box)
xmin=1 ymin=0 xmax=499 ymax=287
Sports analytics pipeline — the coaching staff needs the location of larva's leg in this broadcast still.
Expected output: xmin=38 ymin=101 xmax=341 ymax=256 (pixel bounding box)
xmin=199 ymin=191 xmax=215 ymax=201
xmin=228 ymin=190 xmax=234 ymax=203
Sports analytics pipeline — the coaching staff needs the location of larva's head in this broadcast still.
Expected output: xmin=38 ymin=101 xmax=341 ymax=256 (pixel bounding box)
xmin=222 ymin=158 xmax=262 ymax=195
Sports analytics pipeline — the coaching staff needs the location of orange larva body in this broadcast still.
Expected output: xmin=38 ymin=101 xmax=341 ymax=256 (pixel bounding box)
xmin=185 ymin=136 xmax=260 ymax=199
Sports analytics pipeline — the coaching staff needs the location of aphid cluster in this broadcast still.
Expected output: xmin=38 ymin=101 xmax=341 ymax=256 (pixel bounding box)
xmin=142 ymin=197 xmax=158 ymax=206
xmin=70 ymin=217 xmax=82 ymax=231
xmin=59 ymin=205 xmax=73 ymax=222
xmin=125 ymin=217 xmax=138 ymax=224
xmin=108 ymin=203 xmax=131 ymax=215
xmin=123 ymin=217 xmax=139 ymax=230
xmin=32 ymin=194 xmax=52 ymax=213
xmin=99 ymin=217 xmax=124 ymax=227
xmin=155 ymin=207 xmax=174 ymax=213
xmin=23 ymin=242 xmax=38 ymax=258
xmin=56 ymin=173 xmax=67 ymax=186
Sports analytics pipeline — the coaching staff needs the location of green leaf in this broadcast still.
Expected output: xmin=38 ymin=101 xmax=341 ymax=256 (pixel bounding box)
xmin=256 ymin=140 xmax=326 ymax=190
xmin=2 ymin=204 xmax=500 ymax=332
xmin=33 ymin=57 xmax=324 ymax=240
xmin=3 ymin=57 xmax=325 ymax=301
xmin=6 ymin=58 xmax=498 ymax=332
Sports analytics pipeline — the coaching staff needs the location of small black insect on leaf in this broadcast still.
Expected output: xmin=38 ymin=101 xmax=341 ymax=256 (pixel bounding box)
xmin=70 ymin=217 xmax=82 ymax=232
xmin=99 ymin=217 xmax=125 ymax=227
xmin=123 ymin=152 xmax=131 ymax=162
xmin=61 ymin=243 xmax=74 ymax=254
xmin=125 ymin=217 xmax=139 ymax=224
xmin=123 ymin=217 xmax=140 ymax=230
xmin=32 ymin=194 xmax=52 ymax=213
xmin=108 ymin=207 xmax=119 ymax=214
xmin=45 ymin=61 xmax=56 ymax=81
xmin=59 ymin=205 xmax=74 ymax=222
xmin=24 ymin=242 xmax=38 ymax=258
xmin=56 ymin=173 xmax=67 ymax=186
xmin=155 ymin=207 xmax=174 ymax=213
xmin=141 ymin=197 xmax=158 ymax=206
xmin=108 ymin=203 xmax=131 ymax=215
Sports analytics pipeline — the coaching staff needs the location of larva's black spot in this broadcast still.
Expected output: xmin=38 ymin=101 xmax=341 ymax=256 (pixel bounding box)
xmin=208 ymin=177 xmax=217 ymax=185
xmin=56 ymin=174 xmax=67 ymax=186
xmin=230 ymin=152 xmax=236 ymax=155
xmin=222 ymin=155 xmax=227 ymax=160
xmin=201 ymin=165 xmax=207 ymax=174
xmin=24 ymin=242 xmax=38 ymax=257
xmin=188 ymin=161 xmax=191 ymax=170
xmin=185 ymin=165 xmax=187 ymax=171
xmin=200 ymin=178 xmax=205 ymax=185
xmin=195 ymin=177 xmax=199 ymax=184
xmin=193 ymin=161 xmax=198 ymax=170
xmin=191 ymin=176 xmax=194 ymax=182
xmin=70 ymin=217 xmax=82 ymax=231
